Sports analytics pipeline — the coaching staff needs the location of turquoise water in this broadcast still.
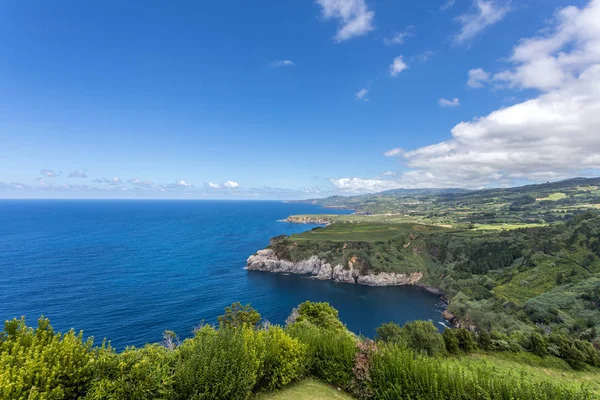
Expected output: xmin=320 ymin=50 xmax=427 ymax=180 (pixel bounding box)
xmin=0 ymin=200 xmax=444 ymax=349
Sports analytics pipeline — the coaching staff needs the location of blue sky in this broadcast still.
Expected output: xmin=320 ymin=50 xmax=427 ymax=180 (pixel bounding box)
xmin=1 ymin=0 xmax=599 ymax=199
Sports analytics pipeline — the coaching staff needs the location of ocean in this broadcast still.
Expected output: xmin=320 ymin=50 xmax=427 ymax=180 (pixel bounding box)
xmin=0 ymin=200 xmax=444 ymax=349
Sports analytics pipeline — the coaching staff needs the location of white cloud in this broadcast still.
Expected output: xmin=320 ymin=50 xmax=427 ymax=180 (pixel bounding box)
xmin=41 ymin=168 xmax=59 ymax=177
xmin=467 ymin=68 xmax=491 ymax=88
xmin=438 ymin=97 xmax=460 ymax=107
xmin=316 ymin=0 xmax=375 ymax=42
xmin=491 ymin=0 xmax=600 ymax=91
xmin=270 ymin=60 xmax=295 ymax=67
xmin=383 ymin=26 xmax=414 ymax=46
xmin=176 ymin=180 xmax=192 ymax=187
xmin=389 ymin=56 xmax=408 ymax=77
xmin=330 ymin=177 xmax=401 ymax=193
xmin=454 ymin=0 xmax=510 ymax=44
xmin=223 ymin=180 xmax=240 ymax=189
xmin=334 ymin=1 xmax=600 ymax=190
xmin=68 ymin=171 xmax=87 ymax=178
xmin=355 ymin=88 xmax=369 ymax=101
xmin=208 ymin=182 xmax=222 ymax=189
xmin=384 ymin=147 xmax=404 ymax=157
xmin=441 ymin=0 xmax=456 ymax=11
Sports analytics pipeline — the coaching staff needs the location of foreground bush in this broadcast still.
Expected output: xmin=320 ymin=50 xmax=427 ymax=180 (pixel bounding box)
xmin=0 ymin=317 xmax=95 ymax=400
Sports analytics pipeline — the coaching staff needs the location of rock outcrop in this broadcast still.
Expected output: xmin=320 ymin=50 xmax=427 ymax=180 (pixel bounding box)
xmin=246 ymin=249 xmax=425 ymax=287
xmin=284 ymin=216 xmax=332 ymax=224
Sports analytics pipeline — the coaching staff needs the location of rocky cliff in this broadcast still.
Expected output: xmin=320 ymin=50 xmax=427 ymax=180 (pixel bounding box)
xmin=246 ymin=249 xmax=424 ymax=287
xmin=284 ymin=216 xmax=332 ymax=224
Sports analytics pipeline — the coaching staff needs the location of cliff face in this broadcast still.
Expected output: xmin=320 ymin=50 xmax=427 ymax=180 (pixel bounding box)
xmin=284 ymin=216 xmax=332 ymax=224
xmin=246 ymin=249 xmax=424 ymax=287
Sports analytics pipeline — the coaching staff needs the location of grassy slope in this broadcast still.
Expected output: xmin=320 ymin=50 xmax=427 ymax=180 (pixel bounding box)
xmin=257 ymin=378 xmax=354 ymax=400
xmin=447 ymin=352 xmax=600 ymax=395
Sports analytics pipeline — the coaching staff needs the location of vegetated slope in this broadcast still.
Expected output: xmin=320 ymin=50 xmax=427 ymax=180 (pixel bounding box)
xmin=295 ymin=177 xmax=600 ymax=227
xmin=269 ymin=213 xmax=600 ymax=344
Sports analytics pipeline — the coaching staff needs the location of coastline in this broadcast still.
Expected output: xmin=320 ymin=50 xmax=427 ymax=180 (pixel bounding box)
xmin=246 ymin=249 xmax=453 ymax=325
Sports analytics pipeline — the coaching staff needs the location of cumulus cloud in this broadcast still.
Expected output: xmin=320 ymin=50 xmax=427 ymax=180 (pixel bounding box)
xmin=333 ymin=1 xmax=600 ymax=191
xmin=383 ymin=26 xmax=414 ymax=46
xmin=270 ymin=60 xmax=295 ymax=67
xmin=438 ymin=97 xmax=460 ymax=107
xmin=223 ymin=180 xmax=240 ymax=189
xmin=40 ymin=169 xmax=59 ymax=177
xmin=355 ymin=88 xmax=369 ymax=101
xmin=454 ymin=0 xmax=510 ymax=44
xmin=467 ymin=68 xmax=491 ymax=88
xmin=389 ymin=56 xmax=408 ymax=77
xmin=491 ymin=0 xmax=600 ymax=91
xmin=316 ymin=0 xmax=375 ymax=42
xmin=208 ymin=182 xmax=222 ymax=189
xmin=68 ymin=171 xmax=87 ymax=178
xmin=384 ymin=147 xmax=404 ymax=157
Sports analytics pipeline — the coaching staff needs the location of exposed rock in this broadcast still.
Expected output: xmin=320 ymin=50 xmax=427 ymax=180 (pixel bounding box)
xmin=246 ymin=250 xmax=426 ymax=288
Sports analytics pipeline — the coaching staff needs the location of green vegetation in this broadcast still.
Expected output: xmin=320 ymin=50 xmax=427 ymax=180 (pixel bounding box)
xmin=269 ymin=212 xmax=600 ymax=349
xmin=3 ymin=301 xmax=599 ymax=399
xmin=292 ymin=177 xmax=600 ymax=229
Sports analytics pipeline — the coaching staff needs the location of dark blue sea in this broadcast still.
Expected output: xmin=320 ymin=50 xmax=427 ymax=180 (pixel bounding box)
xmin=0 ymin=200 xmax=445 ymax=349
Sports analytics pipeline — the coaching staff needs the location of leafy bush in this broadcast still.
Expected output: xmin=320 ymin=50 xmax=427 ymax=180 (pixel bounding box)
xmin=256 ymin=326 xmax=307 ymax=391
xmin=0 ymin=317 xmax=95 ymax=400
xmin=294 ymin=301 xmax=345 ymax=331
xmin=172 ymin=325 xmax=262 ymax=399
xmin=218 ymin=302 xmax=261 ymax=328
xmin=85 ymin=344 xmax=174 ymax=400
xmin=286 ymin=321 xmax=357 ymax=389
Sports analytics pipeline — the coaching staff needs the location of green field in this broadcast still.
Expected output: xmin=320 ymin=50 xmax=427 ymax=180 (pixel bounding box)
xmin=289 ymin=222 xmax=453 ymax=242
xmin=258 ymin=379 xmax=353 ymax=400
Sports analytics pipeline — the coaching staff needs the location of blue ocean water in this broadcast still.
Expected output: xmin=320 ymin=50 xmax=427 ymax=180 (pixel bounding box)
xmin=0 ymin=200 xmax=444 ymax=349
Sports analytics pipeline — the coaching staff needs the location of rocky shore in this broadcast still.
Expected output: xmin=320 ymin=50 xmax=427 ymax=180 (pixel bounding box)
xmin=246 ymin=248 xmax=426 ymax=287
xmin=283 ymin=216 xmax=332 ymax=224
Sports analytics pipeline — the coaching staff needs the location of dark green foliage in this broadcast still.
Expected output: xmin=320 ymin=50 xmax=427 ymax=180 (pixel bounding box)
xmin=375 ymin=322 xmax=404 ymax=343
xmin=443 ymin=329 xmax=460 ymax=355
xmin=217 ymin=302 xmax=261 ymax=328
xmin=375 ymin=321 xmax=445 ymax=357
xmin=294 ymin=301 xmax=345 ymax=331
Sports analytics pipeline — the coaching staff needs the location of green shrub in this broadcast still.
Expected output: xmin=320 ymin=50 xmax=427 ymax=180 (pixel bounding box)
xmin=218 ymin=302 xmax=261 ymax=329
xmin=0 ymin=317 xmax=95 ymax=400
xmin=375 ymin=322 xmax=404 ymax=344
xmin=172 ymin=325 xmax=262 ymax=400
xmin=85 ymin=344 xmax=174 ymax=400
xmin=443 ymin=329 xmax=460 ymax=355
xmin=400 ymin=321 xmax=446 ymax=357
xmin=294 ymin=301 xmax=345 ymax=331
xmin=286 ymin=321 xmax=357 ymax=389
xmin=256 ymin=326 xmax=307 ymax=391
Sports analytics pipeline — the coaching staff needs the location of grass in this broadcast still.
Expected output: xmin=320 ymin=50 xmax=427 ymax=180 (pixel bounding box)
xmin=289 ymin=222 xmax=453 ymax=242
xmin=447 ymin=352 xmax=600 ymax=395
xmin=257 ymin=378 xmax=353 ymax=400
xmin=474 ymin=222 xmax=547 ymax=231
xmin=538 ymin=192 xmax=568 ymax=201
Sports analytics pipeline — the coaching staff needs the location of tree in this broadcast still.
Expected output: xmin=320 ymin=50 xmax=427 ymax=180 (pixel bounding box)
xmin=218 ymin=302 xmax=261 ymax=328
xmin=294 ymin=301 xmax=344 ymax=331
xmin=376 ymin=322 xmax=404 ymax=344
